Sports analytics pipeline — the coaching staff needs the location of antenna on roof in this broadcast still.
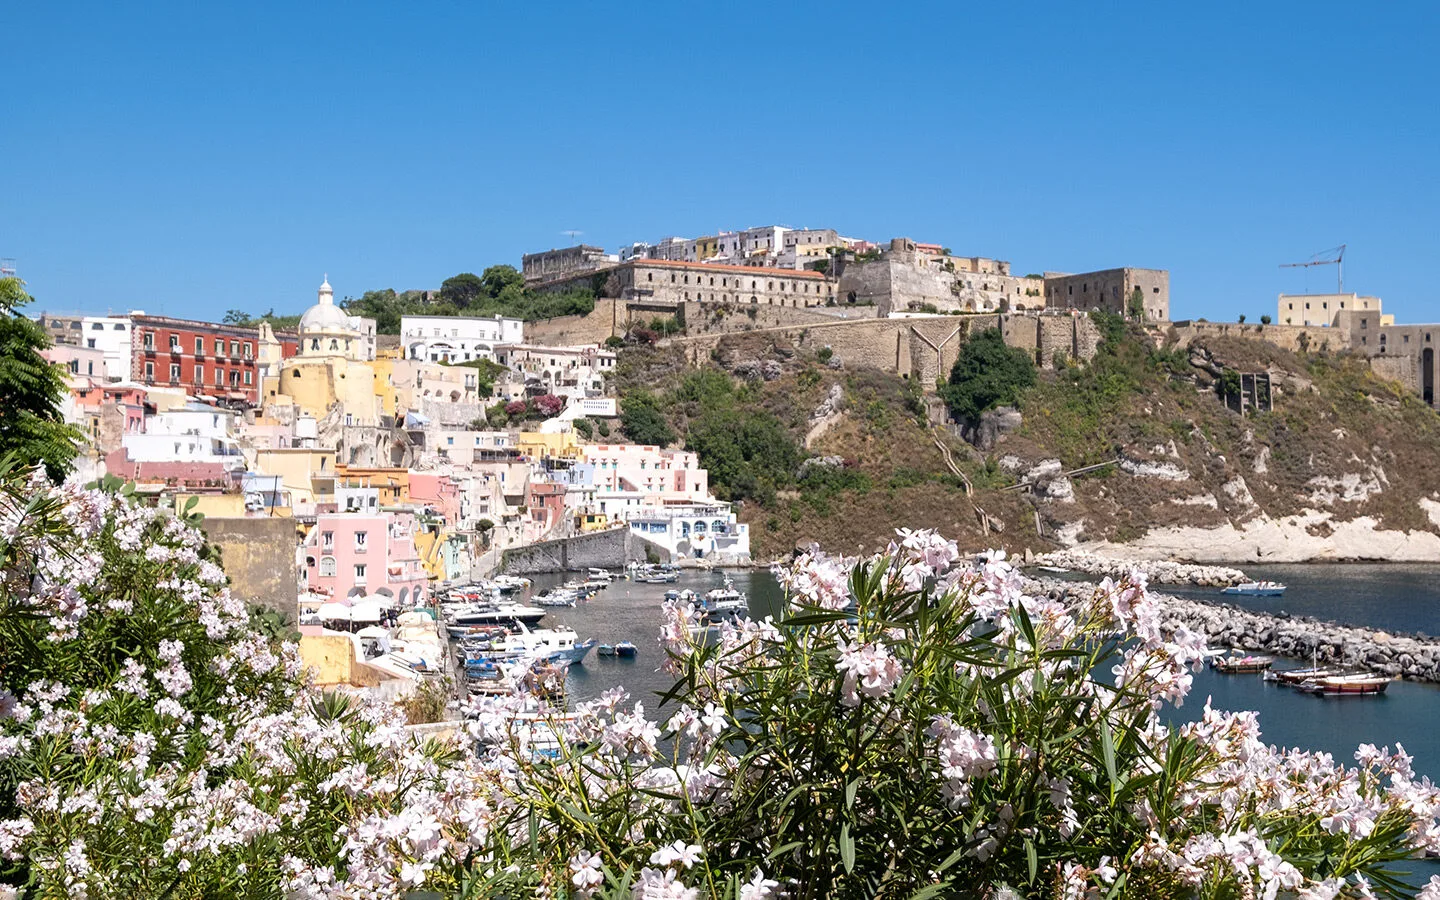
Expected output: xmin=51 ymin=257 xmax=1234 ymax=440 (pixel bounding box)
xmin=562 ymin=230 xmax=583 ymax=245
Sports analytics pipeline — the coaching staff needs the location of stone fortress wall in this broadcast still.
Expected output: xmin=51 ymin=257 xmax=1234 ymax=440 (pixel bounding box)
xmin=672 ymin=313 xmax=1102 ymax=385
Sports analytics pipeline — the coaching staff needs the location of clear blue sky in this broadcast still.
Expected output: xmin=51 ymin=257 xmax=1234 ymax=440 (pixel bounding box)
xmin=3 ymin=1 xmax=1437 ymax=323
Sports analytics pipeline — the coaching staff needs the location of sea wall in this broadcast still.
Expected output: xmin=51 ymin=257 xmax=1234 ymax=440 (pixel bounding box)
xmin=499 ymin=526 xmax=666 ymax=575
xmin=1031 ymin=549 xmax=1247 ymax=586
xmin=1028 ymin=576 xmax=1440 ymax=683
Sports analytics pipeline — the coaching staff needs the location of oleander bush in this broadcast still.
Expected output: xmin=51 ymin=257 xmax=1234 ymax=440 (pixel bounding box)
xmin=3 ymin=460 xmax=1440 ymax=899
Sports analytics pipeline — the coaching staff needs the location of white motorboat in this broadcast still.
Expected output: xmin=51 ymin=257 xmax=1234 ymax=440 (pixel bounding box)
xmin=491 ymin=574 xmax=532 ymax=594
xmin=1221 ymin=581 xmax=1287 ymax=597
xmin=460 ymin=621 xmax=596 ymax=665
xmin=534 ymin=589 xmax=578 ymax=608
xmin=444 ymin=601 xmax=547 ymax=627
xmin=704 ymin=577 xmax=747 ymax=612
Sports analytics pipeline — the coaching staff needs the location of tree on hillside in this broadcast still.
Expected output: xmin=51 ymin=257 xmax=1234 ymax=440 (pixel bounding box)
xmin=0 ymin=278 xmax=84 ymax=480
xmin=480 ymin=264 xmax=525 ymax=299
xmin=940 ymin=328 xmax=1036 ymax=423
xmin=440 ymin=272 xmax=485 ymax=308
xmin=1127 ymin=286 xmax=1145 ymax=320
xmin=619 ymin=391 xmax=675 ymax=447
xmin=342 ymin=288 xmax=411 ymax=333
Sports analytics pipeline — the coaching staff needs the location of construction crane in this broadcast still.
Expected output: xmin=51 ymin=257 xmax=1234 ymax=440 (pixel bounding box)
xmin=1280 ymin=244 xmax=1346 ymax=293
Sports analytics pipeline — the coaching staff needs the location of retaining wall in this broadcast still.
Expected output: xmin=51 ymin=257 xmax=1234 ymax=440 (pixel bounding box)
xmin=499 ymin=526 xmax=668 ymax=575
xmin=201 ymin=515 xmax=300 ymax=618
xmin=674 ymin=314 xmax=1100 ymax=383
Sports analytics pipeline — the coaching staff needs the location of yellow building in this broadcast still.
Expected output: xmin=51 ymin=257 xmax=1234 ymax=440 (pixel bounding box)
xmin=695 ymin=235 xmax=719 ymax=261
xmin=265 ymin=278 xmax=382 ymax=424
xmin=251 ymin=447 xmax=339 ymax=508
xmin=518 ymin=430 xmax=580 ymax=461
xmin=574 ymin=512 xmax=610 ymax=533
xmin=335 ymin=466 xmax=411 ymax=505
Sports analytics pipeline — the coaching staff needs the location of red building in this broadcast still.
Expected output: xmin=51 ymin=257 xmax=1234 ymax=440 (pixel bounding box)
xmin=130 ymin=315 xmax=298 ymax=405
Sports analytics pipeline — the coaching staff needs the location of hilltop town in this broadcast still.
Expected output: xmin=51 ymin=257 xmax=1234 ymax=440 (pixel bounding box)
xmin=28 ymin=224 xmax=1440 ymax=624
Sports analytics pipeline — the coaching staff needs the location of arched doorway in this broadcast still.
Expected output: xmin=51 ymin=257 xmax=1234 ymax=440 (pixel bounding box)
xmin=1424 ymin=347 xmax=1435 ymax=407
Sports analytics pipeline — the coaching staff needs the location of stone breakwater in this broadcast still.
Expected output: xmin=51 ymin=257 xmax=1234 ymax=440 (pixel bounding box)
xmin=1030 ymin=549 xmax=1248 ymax=587
xmin=1026 ymin=576 xmax=1440 ymax=684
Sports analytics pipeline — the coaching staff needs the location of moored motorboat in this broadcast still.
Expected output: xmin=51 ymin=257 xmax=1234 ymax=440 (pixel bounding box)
xmin=596 ymin=643 xmax=616 ymax=657
xmin=1211 ymin=654 xmax=1274 ymax=674
xmin=704 ymin=577 xmax=747 ymax=613
xmin=1221 ymin=581 xmax=1287 ymax=597
xmin=445 ymin=601 xmax=547 ymax=628
xmin=615 ymin=641 xmax=637 ymax=658
xmin=534 ymin=589 xmax=578 ymax=608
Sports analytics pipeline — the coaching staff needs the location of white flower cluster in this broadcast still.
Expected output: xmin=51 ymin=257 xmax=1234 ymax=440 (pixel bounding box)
xmin=5 ymin=482 xmax=1439 ymax=899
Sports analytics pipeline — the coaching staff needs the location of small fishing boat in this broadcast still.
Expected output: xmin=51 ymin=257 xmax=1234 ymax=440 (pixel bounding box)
xmin=1211 ymin=654 xmax=1274 ymax=674
xmin=596 ymin=643 xmax=616 ymax=657
xmin=1221 ymin=581 xmax=1287 ymax=597
xmin=615 ymin=641 xmax=638 ymax=658
xmin=1296 ymin=673 xmax=1394 ymax=696
xmin=586 ymin=568 xmax=614 ymax=583
xmin=664 ymin=589 xmax=682 ymax=601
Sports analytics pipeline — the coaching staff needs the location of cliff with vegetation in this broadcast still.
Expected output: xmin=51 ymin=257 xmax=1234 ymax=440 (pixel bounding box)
xmin=613 ymin=316 xmax=1440 ymax=563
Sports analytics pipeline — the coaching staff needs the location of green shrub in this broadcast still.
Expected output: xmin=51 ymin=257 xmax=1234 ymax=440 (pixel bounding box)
xmin=940 ymin=328 xmax=1036 ymax=422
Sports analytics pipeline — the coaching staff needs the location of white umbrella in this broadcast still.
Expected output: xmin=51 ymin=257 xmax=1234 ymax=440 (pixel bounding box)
xmin=317 ymin=602 xmax=351 ymax=621
xmin=349 ymin=599 xmax=384 ymax=623
xmin=355 ymin=625 xmax=390 ymax=639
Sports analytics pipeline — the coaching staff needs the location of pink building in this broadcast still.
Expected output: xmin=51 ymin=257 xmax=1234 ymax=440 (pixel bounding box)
xmin=581 ymin=443 xmax=710 ymax=502
xmin=302 ymin=511 xmax=430 ymax=606
xmin=406 ymin=472 xmax=462 ymax=526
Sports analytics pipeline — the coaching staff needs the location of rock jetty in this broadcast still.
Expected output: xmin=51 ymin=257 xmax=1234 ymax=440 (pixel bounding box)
xmin=1026 ymin=575 xmax=1440 ymax=684
xmin=1030 ymin=549 xmax=1248 ymax=587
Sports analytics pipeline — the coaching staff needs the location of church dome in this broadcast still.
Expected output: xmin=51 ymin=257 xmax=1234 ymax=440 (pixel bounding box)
xmin=299 ymin=275 xmax=351 ymax=332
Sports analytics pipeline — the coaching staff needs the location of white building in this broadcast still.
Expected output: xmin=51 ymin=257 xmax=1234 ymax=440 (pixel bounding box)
xmin=493 ymin=343 xmax=616 ymax=401
xmin=122 ymin=402 xmax=244 ymax=468
xmin=740 ymin=226 xmax=788 ymax=260
xmin=618 ymin=242 xmax=651 ymax=262
xmin=648 ymin=237 xmax=690 ymax=262
xmin=78 ymin=315 xmax=136 ymax=381
xmin=402 ymin=314 xmax=524 ymax=363
xmin=628 ymin=503 xmax=750 ymax=563
xmin=298 ymin=278 xmax=378 ymax=361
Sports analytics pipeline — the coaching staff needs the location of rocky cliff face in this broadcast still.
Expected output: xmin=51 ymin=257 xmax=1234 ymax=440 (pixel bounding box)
xmin=996 ymin=333 xmax=1440 ymax=563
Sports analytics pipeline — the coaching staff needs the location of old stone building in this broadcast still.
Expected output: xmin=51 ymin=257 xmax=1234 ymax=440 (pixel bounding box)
xmin=1333 ymin=306 xmax=1438 ymax=407
xmin=615 ymin=259 xmax=836 ymax=307
xmin=521 ymin=245 xmax=615 ymax=284
xmin=1043 ymin=268 xmax=1169 ymax=321
xmin=835 ymin=238 xmax=1045 ymax=315
xmin=536 ymin=258 xmax=840 ymax=310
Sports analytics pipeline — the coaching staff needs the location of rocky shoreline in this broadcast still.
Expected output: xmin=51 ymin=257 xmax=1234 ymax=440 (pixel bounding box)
xmin=1026 ymin=575 xmax=1440 ymax=684
xmin=1028 ymin=549 xmax=1249 ymax=587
